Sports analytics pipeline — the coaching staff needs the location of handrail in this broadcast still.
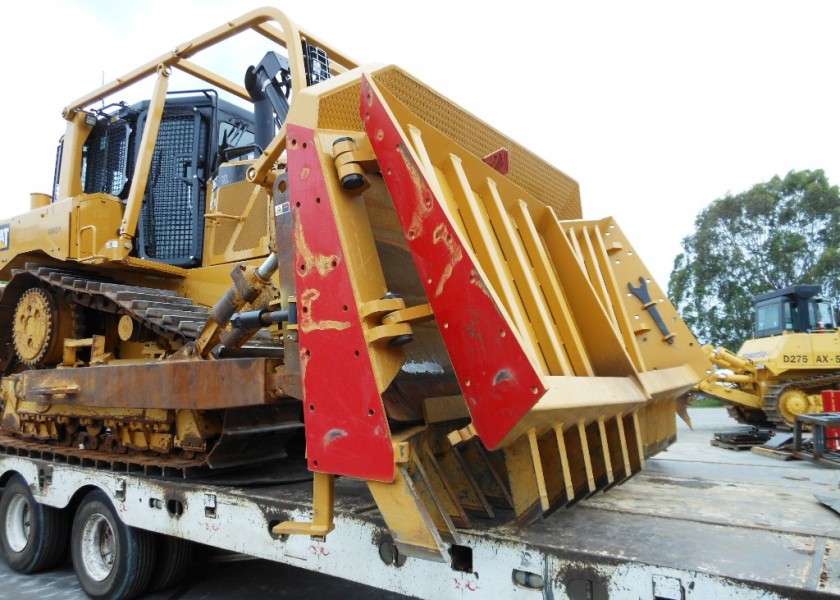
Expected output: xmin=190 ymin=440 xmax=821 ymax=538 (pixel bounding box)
xmin=62 ymin=7 xmax=359 ymax=118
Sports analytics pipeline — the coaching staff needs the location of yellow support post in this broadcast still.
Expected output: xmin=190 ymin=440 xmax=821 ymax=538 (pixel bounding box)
xmin=272 ymin=472 xmax=336 ymax=537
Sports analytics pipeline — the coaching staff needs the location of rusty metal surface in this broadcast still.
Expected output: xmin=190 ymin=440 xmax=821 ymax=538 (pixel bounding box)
xmin=0 ymin=432 xmax=209 ymax=477
xmin=19 ymin=358 xmax=284 ymax=409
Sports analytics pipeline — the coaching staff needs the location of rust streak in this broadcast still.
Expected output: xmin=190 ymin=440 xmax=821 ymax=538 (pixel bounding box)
xmin=294 ymin=218 xmax=341 ymax=277
xmin=397 ymin=143 xmax=433 ymax=242
xmin=432 ymin=223 xmax=463 ymax=298
xmin=298 ymin=289 xmax=351 ymax=333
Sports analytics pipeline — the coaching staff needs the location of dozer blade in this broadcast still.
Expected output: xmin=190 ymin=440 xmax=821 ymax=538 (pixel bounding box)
xmin=281 ymin=65 xmax=710 ymax=561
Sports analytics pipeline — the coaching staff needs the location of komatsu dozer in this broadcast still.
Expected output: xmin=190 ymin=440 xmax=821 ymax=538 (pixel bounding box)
xmin=696 ymin=285 xmax=840 ymax=427
xmin=0 ymin=8 xmax=709 ymax=561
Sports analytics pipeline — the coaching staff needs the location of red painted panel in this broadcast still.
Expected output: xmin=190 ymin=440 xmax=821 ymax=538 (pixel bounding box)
xmin=483 ymin=148 xmax=510 ymax=175
xmin=360 ymin=76 xmax=546 ymax=450
xmin=287 ymin=124 xmax=394 ymax=482
xmin=822 ymin=390 xmax=840 ymax=450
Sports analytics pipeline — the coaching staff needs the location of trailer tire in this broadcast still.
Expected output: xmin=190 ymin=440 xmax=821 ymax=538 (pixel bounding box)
xmin=147 ymin=534 xmax=194 ymax=592
xmin=71 ymin=490 xmax=155 ymax=600
xmin=0 ymin=474 xmax=69 ymax=573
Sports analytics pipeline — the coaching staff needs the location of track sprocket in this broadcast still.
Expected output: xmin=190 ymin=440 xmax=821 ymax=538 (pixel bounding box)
xmin=12 ymin=287 xmax=75 ymax=366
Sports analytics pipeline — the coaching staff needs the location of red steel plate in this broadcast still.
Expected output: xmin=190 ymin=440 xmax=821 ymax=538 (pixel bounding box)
xmin=360 ymin=76 xmax=545 ymax=450
xmin=287 ymin=124 xmax=394 ymax=481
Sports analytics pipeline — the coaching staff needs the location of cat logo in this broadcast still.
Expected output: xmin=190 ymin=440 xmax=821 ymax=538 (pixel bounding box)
xmin=0 ymin=224 xmax=8 ymax=251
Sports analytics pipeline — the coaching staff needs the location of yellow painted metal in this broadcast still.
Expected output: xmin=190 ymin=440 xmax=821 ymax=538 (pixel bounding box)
xmin=366 ymin=430 xmax=459 ymax=562
xmin=13 ymin=289 xmax=56 ymax=364
xmin=203 ymin=174 xmax=271 ymax=267
xmin=62 ymin=8 xmax=357 ymax=119
xmin=484 ymin=178 xmax=570 ymax=375
xmin=444 ymin=154 xmax=543 ymax=371
xmin=0 ymin=202 xmax=71 ymax=272
xmin=560 ymin=218 xmax=710 ymax=395
xmin=30 ymin=194 xmax=51 ymax=210
xmin=273 ymin=472 xmax=336 ymax=536
xmin=71 ymin=195 xmax=124 ymax=262
xmin=62 ymin=335 xmax=108 ymax=367
xmin=116 ymin=66 xmax=171 ymax=255
xmin=696 ymin=377 xmax=764 ymax=409
xmin=382 ymin=303 xmax=434 ymax=325
xmin=174 ymin=410 xmax=221 ymax=452
xmin=513 ymin=201 xmax=593 ymax=376
xmin=13 ymin=287 xmax=76 ymax=367
xmin=699 ymin=328 xmax=840 ymax=425
xmin=180 ymin=259 xmax=264 ymax=310
xmin=538 ymin=210 xmax=636 ymax=377
xmin=57 ymin=111 xmax=93 ymax=200
xmin=359 ymin=298 xmax=415 ymax=343
xmin=173 ymin=58 xmax=250 ymax=100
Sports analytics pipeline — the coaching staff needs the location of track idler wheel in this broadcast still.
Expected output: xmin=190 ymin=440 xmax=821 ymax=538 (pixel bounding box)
xmin=777 ymin=389 xmax=817 ymax=428
xmin=12 ymin=287 xmax=75 ymax=366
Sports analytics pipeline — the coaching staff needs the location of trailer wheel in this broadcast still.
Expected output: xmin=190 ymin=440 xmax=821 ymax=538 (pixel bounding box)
xmin=71 ymin=490 xmax=155 ymax=600
xmin=147 ymin=534 xmax=194 ymax=592
xmin=0 ymin=474 xmax=69 ymax=573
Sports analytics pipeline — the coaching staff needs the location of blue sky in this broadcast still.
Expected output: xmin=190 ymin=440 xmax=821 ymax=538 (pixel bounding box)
xmin=1 ymin=0 xmax=838 ymax=287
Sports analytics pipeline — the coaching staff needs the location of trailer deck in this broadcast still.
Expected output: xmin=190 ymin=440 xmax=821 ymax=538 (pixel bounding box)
xmin=1 ymin=408 xmax=838 ymax=599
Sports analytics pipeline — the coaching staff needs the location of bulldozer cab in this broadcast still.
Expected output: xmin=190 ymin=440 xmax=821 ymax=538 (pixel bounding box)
xmin=53 ymin=93 xmax=258 ymax=268
xmin=753 ymin=285 xmax=835 ymax=338
xmin=41 ymin=22 xmax=339 ymax=272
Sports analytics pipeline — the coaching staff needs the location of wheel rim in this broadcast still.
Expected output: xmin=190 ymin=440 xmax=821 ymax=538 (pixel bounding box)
xmin=79 ymin=512 xmax=116 ymax=582
xmin=5 ymin=494 xmax=31 ymax=552
xmin=779 ymin=389 xmax=809 ymax=426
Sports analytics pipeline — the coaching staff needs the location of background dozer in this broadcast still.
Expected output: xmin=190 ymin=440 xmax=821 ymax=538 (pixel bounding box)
xmin=696 ymin=284 xmax=840 ymax=427
xmin=0 ymin=7 xmax=709 ymax=570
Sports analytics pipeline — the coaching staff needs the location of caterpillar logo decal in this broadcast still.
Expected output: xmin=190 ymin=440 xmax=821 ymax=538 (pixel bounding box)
xmin=0 ymin=224 xmax=8 ymax=251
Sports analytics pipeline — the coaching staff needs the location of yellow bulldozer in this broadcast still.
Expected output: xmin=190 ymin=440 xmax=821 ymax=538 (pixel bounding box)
xmin=696 ymin=285 xmax=840 ymax=427
xmin=0 ymin=7 xmax=709 ymax=566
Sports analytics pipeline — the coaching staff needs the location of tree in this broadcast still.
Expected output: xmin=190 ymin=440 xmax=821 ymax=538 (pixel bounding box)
xmin=668 ymin=169 xmax=840 ymax=351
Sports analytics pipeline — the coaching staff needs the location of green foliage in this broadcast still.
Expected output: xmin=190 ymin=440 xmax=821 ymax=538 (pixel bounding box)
xmin=689 ymin=398 xmax=724 ymax=408
xmin=668 ymin=169 xmax=840 ymax=350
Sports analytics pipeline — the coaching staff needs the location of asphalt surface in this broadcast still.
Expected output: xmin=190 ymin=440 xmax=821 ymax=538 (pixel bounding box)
xmin=0 ymin=407 xmax=833 ymax=599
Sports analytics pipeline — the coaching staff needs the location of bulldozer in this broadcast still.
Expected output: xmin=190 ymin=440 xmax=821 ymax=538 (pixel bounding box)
xmin=0 ymin=7 xmax=709 ymax=561
xmin=696 ymin=285 xmax=840 ymax=427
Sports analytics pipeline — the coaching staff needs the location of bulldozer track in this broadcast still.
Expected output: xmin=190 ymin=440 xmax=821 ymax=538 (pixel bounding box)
xmin=763 ymin=373 xmax=840 ymax=426
xmin=0 ymin=264 xmax=293 ymax=471
xmin=0 ymin=431 xmax=212 ymax=478
xmin=725 ymin=404 xmax=771 ymax=427
xmin=22 ymin=263 xmax=210 ymax=343
xmin=13 ymin=262 xmax=276 ymax=348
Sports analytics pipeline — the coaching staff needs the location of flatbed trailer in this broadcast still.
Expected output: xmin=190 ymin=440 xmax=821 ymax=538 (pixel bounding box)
xmin=1 ymin=410 xmax=837 ymax=600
